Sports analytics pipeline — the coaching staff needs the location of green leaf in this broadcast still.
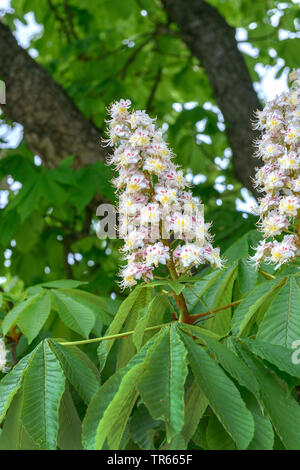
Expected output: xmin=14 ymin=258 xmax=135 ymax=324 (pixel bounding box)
xmin=116 ymin=287 xmax=152 ymax=369
xmin=231 ymin=278 xmax=286 ymax=337
xmin=0 ymin=392 xmax=38 ymax=450
xmin=2 ymin=292 xmax=45 ymax=337
xmin=242 ymin=390 xmax=274 ymax=450
xmin=130 ymin=404 xmax=162 ymax=450
xmin=201 ymin=336 xmax=260 ymax=398
xmin=205 ymin=262 xmax=238 ymax=335
xmin=243 ymin=338 xmax=300 ymax=380
xmin=178 ymin=322 xmax=221 ymax=341
xmin=0 ymin=353 xmax=33 ymax=423
xmin=82 ymin=331 xmax=163 ymax=450
xmin=137 ymin=324 xmax=188 ymax=442
xmin=57 ymin=385 xmax=83 ymax=450
xmin=238 ymin=258 xmax=258 ymax=295
xmin=102 ymin=365 xmax=140 ymax=450
xmin=21 ymin=340 xmax=66 ymax=450
xmin=97 ymin=286 xmax=147 ymax=370
xmin=57 ymin=288 xmax=113 ymax=325
xmin=257 ymin=276 xmax=300 ymax=348
xmin=52 ymin=290 xmax=95 ymax=338
xmin=28 ymin=279 xmax=87 ymax=293
xmin=235 ymin=343 xmax=300 ymax=450
xmin=179 ymin=331 xmax=254 ymax=449
xmin=17 ymin=291 xmax=52 ymax=343
xmin=133 ymin=294 xmax=167 ymax=350
xmin=49 ymin=340 xmax=100 ymax=404
xmin=206 ymin=412 xmax=236 ymax=450
xmin=183 ymin=269 xmax=223 ymax=313
xmin=181 ymin=381 xmax=208 ymax=446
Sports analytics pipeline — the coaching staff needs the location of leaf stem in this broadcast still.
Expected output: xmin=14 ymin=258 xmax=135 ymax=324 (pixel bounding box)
xmin=57 ymin=322 xmax=171 ymax=346
xmin=189 ymin=299 xmax=242 ymax=322
xmin=259 ymin=269 xmax=276 ymax=280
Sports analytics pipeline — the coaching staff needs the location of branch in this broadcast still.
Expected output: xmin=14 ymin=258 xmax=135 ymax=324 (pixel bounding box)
xmin=161 ymin=0 xmax=262 ymax=197
xmin=0 ymin=21 xmax=105 ymax=168
xmin=146 ymin=66 xmax=162 ymax=113
xmin=58 ymin=321 xmax=172 ymax=346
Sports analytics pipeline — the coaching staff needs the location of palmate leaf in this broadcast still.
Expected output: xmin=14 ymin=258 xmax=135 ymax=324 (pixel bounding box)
xmin=183 ymin=269 xmax=223 ymax=314
xmin=49 ymin=340 xmax=100 ymax=405
xmin=133 ymin=294 xmax=167 ymax=351
xmin=235 ymin=342 xmax=300 ymax=450
xmin=130 ymin=404 xmax=162 ymax=450
xmin=0 ymin=353 xmax=33 ymax=423
xmin=181 ymin=381 xmax=208 ymax=446
xmin=57 ymin=385 xmax=83 ymax=450
xmin=103 ymin=366 xmax=140 ymax=450
xmin=237 ymin=259 xmax=258 ymax=295
xmin=51 ymin=290 xmax=95 ymax=338
xmin=179 ymin=322 xmax=221 ymax=340
xmin=142 ymin=279 xmax=185 ymax=296
xmin=27 ymin=279 xmax=87 ymax=295
xmin=231 ymin=277 xmax=286 ymax=337
xmin=205 ymin=262 xmax=238 ymax=335
xmin=200 ymin=335 xmax=260 ymax=398
xmin=257 ymin=276 xmax=300 ymax=348
xmin=243 ymin=338 xmax=300 ymax=380
xmin=206 ymin=412 xmax=236 ymax=450
xmin=242 ymin=390 xmax=274 ymax=450
xmin=179 ymin=331 xmax=254 ymax=449
xmin=21 ymin=340 xmax=66 ymax=450
xmin=97 ymin=286 xmax=148 ymax=371
xmin=17 ymin=292 xmax=52 ymax=344
xmin=0 ymin=392 xmax=38 ymax=450
xmin=57 ymin=288 xmax=114 ymax=325
xmin=2 ymin=291 xmax=51 ymax=343
xmin=137 ymin=324 xmax=188 ymax=442
xmin=82 ymin=331 xmax=164 ymax=450
xmin=116 ymin=287 xmax=152 ymax=370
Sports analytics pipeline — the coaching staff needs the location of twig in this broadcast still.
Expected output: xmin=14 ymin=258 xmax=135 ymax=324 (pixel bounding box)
xmin=190 ymin=299 xmax=242 ymax=322
xmin=146 ymin=66 xmax=162 ymax=112
xmin=58 ymin=322 xmax=171 ymax=346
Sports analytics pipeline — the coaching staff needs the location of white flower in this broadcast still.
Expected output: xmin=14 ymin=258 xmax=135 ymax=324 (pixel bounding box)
xmin=253 ymin=70 xmax=300 ymax=269
xmin=250 ymin=240 xmax=273 ymax=268
xmin=270 ymin=236 xmax=297 ymax=269
xmin=278 ymin=152 xmax=300 ymax=171
xmin=173 ymin=212 xmax=194 ymax=239
xmin=154 ymin=186 xmax=178 ymax=205
xmin=145 ymin=242 xmax=170 ymax=266
xmin=260 ymin=211 xmax=289 ymax=237
xmin=203 ymin=245 xmax=223 ymax=268
xmin=105 ymin=98 xmax=222 ymax=287
xmin=263 ymin=171 xmax=285 ymax=191
xmin=108 ymin=99 xmax=131 ymax=120
xmin=126 ymin=173 xmax=149 ymax=193
xmin=140 ymin=204 xmax=160 ymax=226
xmin=143 ymin=157 xmax=166 ymax=174
xmin=284 ymin=126 xmax=300 ymax=145
xmin=123 ymin=228 xmax=147 ymax=251
xmin=279 ymin=196 xmax=300 ymax=217
xmin=129 ymin=128 xmax=150 ymax=147
xmin=174 ymin=243 xmax=200 ymax=268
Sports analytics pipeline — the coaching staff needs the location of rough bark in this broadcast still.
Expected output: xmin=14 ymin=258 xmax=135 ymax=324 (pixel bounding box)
xmin=0 ymin=21 xmax=105 ymax=167
xmin=162 ymin=0 xmax=262 ymax=195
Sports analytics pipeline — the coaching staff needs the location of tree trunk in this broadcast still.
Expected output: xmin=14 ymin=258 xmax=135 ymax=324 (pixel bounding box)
xmin=0 ymin=21 xmax=105 ymax=168
xmin=162 ymin=0 xmax=262 ymax=196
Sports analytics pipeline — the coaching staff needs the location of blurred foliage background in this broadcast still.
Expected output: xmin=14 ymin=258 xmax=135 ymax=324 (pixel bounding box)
xmin=0 ymin=0 xmax=299 ymax=298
